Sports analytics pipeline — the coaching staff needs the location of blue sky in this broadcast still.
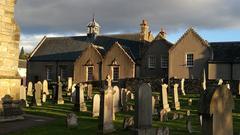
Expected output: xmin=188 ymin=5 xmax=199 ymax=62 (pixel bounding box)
xmin=15 ymin=0 xmax=240 ymax=52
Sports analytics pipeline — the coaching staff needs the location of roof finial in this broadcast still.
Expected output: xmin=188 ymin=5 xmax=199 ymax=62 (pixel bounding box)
xmin=92 ymin=13 xmax=95 ymax=22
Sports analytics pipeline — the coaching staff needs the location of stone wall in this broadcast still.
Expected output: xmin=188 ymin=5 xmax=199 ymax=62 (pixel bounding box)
xmin=0 ymin=0 xmax=21 ymax=100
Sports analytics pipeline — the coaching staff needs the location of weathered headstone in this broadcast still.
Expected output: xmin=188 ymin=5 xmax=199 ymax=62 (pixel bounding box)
xmin=161 ymin=84 xmax=170 ymax=112
xmin=20 ymin=85 xmax=28 ymax=107
xmin=66 ymin=112 xmax=78 ymax=128
xmin=99 ymin=75 xmax=115 ymax=133
xmin=218 ymin=79 xmax=223 ymax=85
xmin=43 ymin=80 xmax=49 ymax=95
xmin=67 ymin=77 xmax=73 ymax=96
xmin=79 ymin=83 xmax=87 ymax=111
xmin=181 ymin=78 xmax=186 ymax=96
xmin=42 ymin=93 xmax=47 ymax=103
xmin=57 ymin=80 xmax=64 ymax=104
xmin=173 ymin=83 xmax=180 ymax=110
xmin=27 ymin=82 xmax=33 ymax=96
xmin=113 ymin=86 xmax=120 ymax=113
xmin=92 ymin=94 xmax=100 ymax=117
xmin=210 ymin=85 xmax=233 ymax=135
xmin=186 ymin=110 xmax=192 ymax=133
xmin=202 ymin=69 xmax=207 ymax=90
xmin=34 ymin=81 xmax=42 ymax=106
xmin=135 ymin=83 xmax=152 ymax=134
xmin=87 ymin=84 xmax=93 ymax=100
xmin=121 ymin=89 xmax=128 ymax=112
xmin=71 ymin=83 xmax=77 ymax=103
xmin=123 ymin=116 xmax=134 ymax=129
xmin=152 ymin=96 xmax=155 ymax=114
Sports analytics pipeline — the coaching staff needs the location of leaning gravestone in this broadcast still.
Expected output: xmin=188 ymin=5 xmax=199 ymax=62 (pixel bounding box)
xmin=173 ymin=83 xmax=180 ymax=110
xmin=27 ymin=81 xmax=33 ymax=96
xmin=135 ymin=83 xmax=152 ymax=134
xmin=34 ymin=81 xmax=42 ymax=106
xmin=92 ymin=94 xmax=100 ymax=117
xmin=113 ymin=86 xmax=120 ymax=112
xmin=210 ymin=85 xmax=233 ymax=135
xmin=162 ymin=84 xmax=170 ymax=112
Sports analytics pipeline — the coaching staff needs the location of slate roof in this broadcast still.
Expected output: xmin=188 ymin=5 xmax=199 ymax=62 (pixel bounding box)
xmin=29 ymin=34 xmax=148 ymax=62
xmin=209 ymin=41 xmax=240 ymax=62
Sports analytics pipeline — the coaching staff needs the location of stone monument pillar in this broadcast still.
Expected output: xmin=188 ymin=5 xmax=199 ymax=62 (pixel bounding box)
xmin=0 ymin=0 xmax=21 ymax=100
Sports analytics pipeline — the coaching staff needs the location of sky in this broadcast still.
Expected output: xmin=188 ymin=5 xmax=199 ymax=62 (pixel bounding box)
xmin=15 ymin=0 xmax=240 ymax=52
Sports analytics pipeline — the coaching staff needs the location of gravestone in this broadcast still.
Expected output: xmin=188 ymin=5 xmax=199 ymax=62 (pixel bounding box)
xmin=226 ymin=83 xmax=231 ymax=90
xmin=79 ymin=83 xmax=87 ymax=111
xmin=152 ymin=96 xmax=155 ymax=114
xmin=186 ymin=110 xmax=192 ymax=133
xmin=27 ymin=82 xmax=33 ymax=96
xmin=218 ymin=79 xmax=223 ymax=85
xmin=34 ymin=81 xmax=42 ymax=106
xmin=123 ymin=116 xmax=134 ymax=129
xmin=202 ymin=69 xmax=207 ymax=90
xmin=161 ymin=84 xmax=170 ymax=112
xmin=113 ymin=86 xmax=120 ymax=113
xmin=159 ymin=109 xmax=168 ymax=122
xmin=121 ymin=89 xmax=128 ymax=112
xmin=71 ymin=83 xmax=77 ymax=103
xmin=66 ymin=112 xmax=78 ymax=128
xmin=99 ymin=75 xmax=115 ymax=134
xmin=57 ymin=80 xmax=64 ymax=104
xmin=135 ymin=83 xmax=152 ymax=134
xmin=67 ymin=77 xmax=73 ymax=96
xmin=173 ymin=84 xmax=180 ymax=110
xmin=20 ymin=85 xmax=28 ymax=107
xmin=43 ymin=80 xmax=49 ymax=95
xmin=92 ymin=94 xmax=100 ymax=117
xmin=42 ymin=93 xmax=47 ymax=103
xmin=181 ymin=78 xmax=186 ymax=95
xmin=87 ymin=84 xmax=93 ymax=100
xmin=210 ymin=85 xmax=233 ymax=135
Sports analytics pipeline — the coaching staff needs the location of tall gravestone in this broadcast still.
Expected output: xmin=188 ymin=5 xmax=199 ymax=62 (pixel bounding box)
xmin=152 ymin=96 xmax=155 ymax=114
xmin=67 ymin=77 xmax=72 ymax=95
xmin=121 ymin=88 xmax=127 ymax=112
xmin=113 ymin=86 xmax=120 ymax=113
xmin=202 ymin=69 xmax=207 ymax=90
xmin=173 ymin=84 xmax=180 ymax=110
xmin=92 ymin=94 xmax=100 ymax=117
xmin=79 ymin=83 xmax=87 ymax=111
xmin=34 ymin=81 xmax=42 ymax=106
xmin=162 ymin=84 xmax=170 ymax=112
xmin=43 ymin=80 xmax=49 ymax=95
xmin=57 ymin=79 xmax=64 ymax=104
xmin=98 ymin=75 xmax=115 ymax=134
xmin=0 ymin=0 xmax=21 ymax=101
xmin=210 ymin=85 xmax=234 ymax=135
xmin=87 ymin=84 xmax=93 ymax=100
xmin=135 ymin=83 xmax=152 ymax=134
xmin=27 ymin=82 xmax=33 ymax=96
xmin=71 ymin=83 xmax=76 ymax=103
xmin=181 ymin=78 xmax=186 ymax=95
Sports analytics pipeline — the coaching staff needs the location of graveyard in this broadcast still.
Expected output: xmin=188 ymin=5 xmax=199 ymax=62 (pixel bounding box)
xmin=1 ymin=78 xmax=240 ymax=135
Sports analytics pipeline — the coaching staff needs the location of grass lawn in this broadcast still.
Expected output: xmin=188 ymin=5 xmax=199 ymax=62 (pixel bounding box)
xmin=7 ymin=90 xmax=240 ymax=135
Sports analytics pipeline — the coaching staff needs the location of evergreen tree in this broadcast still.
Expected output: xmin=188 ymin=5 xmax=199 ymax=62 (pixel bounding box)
xmin=19 ymin=47 xmax=25 ymax=59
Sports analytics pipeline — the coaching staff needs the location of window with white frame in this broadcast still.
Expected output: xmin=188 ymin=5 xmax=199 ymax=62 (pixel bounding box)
xmin=112 ymin=66 xmax=119 ymax=81
xmin=161 ymin=56 xmax=168 ymax=68
xmin=186 ymin=53 xmax=194 ymax=67
xmin=86 ymin=66 xmax=94 ymax=81
xmin=148 ymin=55 xmax=156 ymax=69
xmin=46 ymin=66 xmax=53 ymax=81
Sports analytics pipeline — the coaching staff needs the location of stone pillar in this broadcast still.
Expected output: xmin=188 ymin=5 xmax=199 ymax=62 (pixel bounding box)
xmin=0 ymin=0 xmax=21 ymax=100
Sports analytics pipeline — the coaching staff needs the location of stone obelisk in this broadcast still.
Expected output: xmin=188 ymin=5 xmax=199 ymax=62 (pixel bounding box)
xmin=0 ymin=0 xmax=21 ymax=100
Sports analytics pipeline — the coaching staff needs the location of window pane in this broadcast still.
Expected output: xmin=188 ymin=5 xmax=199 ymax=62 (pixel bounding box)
xmin=87 ymin=67 xmax=93 ymax=81
xmin=186 ymin=54 xmax=194 ymax=67
xmin=46 ymin=66 xmax=53 ymax=81
xmin=113 ymin=67 xmax=119 ymax=81
xmin=60 ymin=66 xmax=67 ymax=80
xmin=161 ymin=56 xmax=168 ymax=68
xmin=148 ymin=55 xmax=156 ymax=69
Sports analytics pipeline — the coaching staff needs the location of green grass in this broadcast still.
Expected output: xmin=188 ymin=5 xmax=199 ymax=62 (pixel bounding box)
xmin=7 ymin=91 xmax=240 ymax=135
